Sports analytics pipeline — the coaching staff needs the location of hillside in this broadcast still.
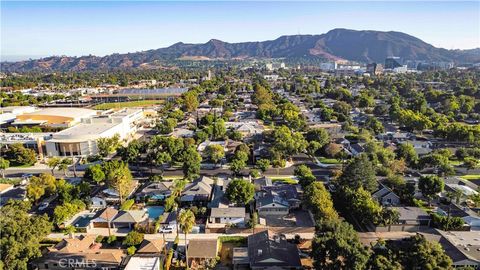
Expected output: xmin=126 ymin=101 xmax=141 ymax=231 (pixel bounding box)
xmin=1 ymin=29 xmax=478 ymax=72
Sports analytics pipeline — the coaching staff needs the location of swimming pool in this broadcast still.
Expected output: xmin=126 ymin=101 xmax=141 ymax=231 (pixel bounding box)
xmin=72 ymin=215 xmax=94 ymax=228
xmin=146 ymin=206 xmax=165 ymax=219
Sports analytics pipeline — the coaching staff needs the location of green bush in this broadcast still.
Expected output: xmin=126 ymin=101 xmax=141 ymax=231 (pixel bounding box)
xmin=127 ymin=246 xmax=136 ymax=255
xmin=95 ymin=235 xmax=104 ymax=243
xmin=120 ymin=199 xmax=135 ymax=210
xmin=123 ymin=231 xmax=144 ymax=246
xmin=431 ymin=213 xmax=465 ymax=231
xmin=106 ymin=235 xmax=117 ymax=244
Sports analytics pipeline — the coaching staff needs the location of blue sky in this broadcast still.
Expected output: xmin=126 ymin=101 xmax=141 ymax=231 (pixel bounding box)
xmin=1 ymin=1 xmax=479 ymax=61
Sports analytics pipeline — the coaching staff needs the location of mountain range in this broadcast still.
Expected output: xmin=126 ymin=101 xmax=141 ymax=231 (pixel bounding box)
xmin=2 ymin=29 xmax=479 ymax=72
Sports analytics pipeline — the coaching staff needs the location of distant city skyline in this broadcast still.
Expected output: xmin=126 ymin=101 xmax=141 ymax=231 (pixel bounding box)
xmin=1 ymin=1 xmax=479 ymax=61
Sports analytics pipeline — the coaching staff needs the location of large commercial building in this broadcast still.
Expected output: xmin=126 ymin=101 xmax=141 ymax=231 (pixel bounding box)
xmin=13 ymin=108 xmax=97 ymax=128
xmin=385 ymin=57 xmax=403 ymax=69
xmin=45 ymin=108 xmax=143 ymax=157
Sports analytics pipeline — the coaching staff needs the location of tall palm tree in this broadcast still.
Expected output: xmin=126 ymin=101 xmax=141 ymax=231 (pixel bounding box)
xmin=178 ymin=209 xmax=195 ymax=270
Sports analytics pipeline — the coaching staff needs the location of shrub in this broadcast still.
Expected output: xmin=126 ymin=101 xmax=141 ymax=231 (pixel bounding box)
xmin=123 ymin=231 xmax=144 ymax=246
xmin=106 ymin=235 xmax=117 ymax=244
xmin=127 ymin=246 xmax=136 ymax=255
xmin=120 ymin=199 xmax=135 ymax=210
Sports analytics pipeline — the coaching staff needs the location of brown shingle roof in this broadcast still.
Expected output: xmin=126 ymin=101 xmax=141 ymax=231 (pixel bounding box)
xmin=188 ymin=239 xmax=218 ymax=259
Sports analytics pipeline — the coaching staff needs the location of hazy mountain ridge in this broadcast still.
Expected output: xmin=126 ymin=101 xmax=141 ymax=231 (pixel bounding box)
xmin=2 ymin=29 xmax=479 ymax=72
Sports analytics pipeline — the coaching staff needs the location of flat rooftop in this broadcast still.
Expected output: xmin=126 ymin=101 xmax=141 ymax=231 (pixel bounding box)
xmin=51 ymin=118 xmax=117 ymax=141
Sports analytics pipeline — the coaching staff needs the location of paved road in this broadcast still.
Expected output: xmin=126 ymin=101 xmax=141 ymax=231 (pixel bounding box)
xmin=4 ymin=155 xmax=332 ymax=180
xmin=48 ymin=230 xmax=315 ymax=243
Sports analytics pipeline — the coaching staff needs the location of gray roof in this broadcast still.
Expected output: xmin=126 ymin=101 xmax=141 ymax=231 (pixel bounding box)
xmin=247 ymin=230 xmax=301 ymax=268
xmin=210 ymin=207 xmax=246 ymax=218
xmin=181 ymin=176 xmax=214 ymax=201
xmin=390 ymin=207 xmax=430 ymax=221
xmin=113 ymin=210 xmax=148 ymax=223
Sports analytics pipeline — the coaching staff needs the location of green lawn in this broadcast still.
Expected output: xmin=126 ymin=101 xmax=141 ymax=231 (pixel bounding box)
xmin=449 ymin=160 xmax=464 ymax=166
xmin=271 ymin=178 xmax=298 ymax=185
xmin=318 ymin=157 xmax=342 ymax=164
xmin=93 ymin=100 xmax=164 ymax=110
xmin=460 ymin=174 xmax=480 ymax=181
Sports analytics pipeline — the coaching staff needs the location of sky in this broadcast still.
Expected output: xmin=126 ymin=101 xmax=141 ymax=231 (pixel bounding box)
xmin=1 ymin=1 xmax=479 ymax=61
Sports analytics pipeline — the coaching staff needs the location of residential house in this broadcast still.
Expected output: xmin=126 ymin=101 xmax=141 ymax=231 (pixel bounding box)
xmin=180 ymin=176 xmax=215 ymax=205
xmin=137 ymin=239 xmax=166 ymax=255
xmin=124 ymin=257 xmax=161 ymax=270
xmin=256 ymin=191 xmax=290 ymax=216
xmin=89 ymin=196 xmax=107 ymax=210
xmin=33 ymin=235 xmax=125 ymax=270
xmin=254 ymin=176 xmax=273 ymax=190
xmin=423 ymin=230 xmax=480 ymax=269
xmin=187 ymin=239 xmax=219 ymax=269
xmin=247 ymin=230 xmax=302 ymax=270
xmin=436 ymin=204 xmax=480 ymax=229
xmin=90 ymin=207 xmax=118 ymax=229
xmin=170 ymin=128 xmax=195 ymax=138
xmin=376 ymin=207 xmax=431 ymax=232
xmin=136 ymin=182 xmax=173 ymax=201
xmin=209 ymin=207 xmax=246 ymax=225
xmin=372 ymin=183 xmax=401 ymax=206
xmin=112 ymin=210 xmax=149 ymax=229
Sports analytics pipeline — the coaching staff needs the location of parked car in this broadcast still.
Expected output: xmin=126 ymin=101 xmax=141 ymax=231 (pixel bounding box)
xmin=159 ymin=225 xmax=174 ymax=233
xmin=38 ymin=202 xmax=49 ymax=211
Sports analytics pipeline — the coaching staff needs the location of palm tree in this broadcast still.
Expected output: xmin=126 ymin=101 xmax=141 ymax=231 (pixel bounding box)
xmin=178 ymin=209 xmax=195 ymax=270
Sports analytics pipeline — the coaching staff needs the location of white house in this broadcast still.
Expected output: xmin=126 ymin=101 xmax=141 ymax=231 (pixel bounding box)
xmin=209 ymin=207 xmax=246 ymax=225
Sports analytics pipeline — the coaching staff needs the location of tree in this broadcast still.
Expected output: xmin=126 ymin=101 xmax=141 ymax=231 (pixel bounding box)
xmin=230 ymin=147 xmax=249 ymax=175
xmin=255 ymin=159 xmax=270 ymax=173
xmin=324 ymin=143 xmax=343 ymax=158
xmin=0 ymin=157 xmax=10 ymax=178
xmin=4 ymin=143 xmax=37 ymax=166
xmin=225 ymin=179 xmax=255 ymax=205
xmin=97 ymin=134 xmax=121 ymax=157
xmin=58 ymin=158 xmax=73 ymax=177
xmin=183 ymin=91 xmax=199 ymax=112
xmin=156 ymin=118 xmax=177 ymax=134
xmin=312 ymin=219 xmax=369 ymax=270
xmin=103 ymin=160 xmax=133 ymax=203
xmin=304 ymin=182 xmax=339 ymax=221
xmin=365 ymin=116 xmax=385 ymax=134
xmin=464 ymin=157 xmax=479 ymax=172
xmin=118 ymin=139 xmax=142 ymax=166
xmin=419 ymin=175 xmax=444 ymax=206
xmin=123 ymin=231 xmax=144 ymax=247
xmin=26 ymin=173 xmax=57 ymax=202
xmin=386 ymin=235 xmax=452 ymax=269
xmin=182 ymin=147 xmax=202 ymax=181
xmin=205 ymin=144 xmax=225 ymax=166
xmin=179 ymin=209 xmax=196 ymax=270
xmin=53 ymin=199 xmax=86 ymax=225
xmin=84 ymin=164 xmax=105 ymax=184
xmin=46 ymin=157 xmax=61 ymax=175
xmin=211 ymin=119 xmax=226 ymax=140
xmin=339 ymin=153 xmax=378 ymax=193
xmin=250 ymin=212 xmax=258 ymax=234
xmin=305 ymin=128 xmax=330 ymax=147
xmin=395 ymin=143 xmax=418 ymax=166
xmin=294 ymin=164 xmax=316 ymax=188
xmin=0 ymin=200 xmax=52 ymax=270
xmin=272 ymin=126 xmax=307 ymax=160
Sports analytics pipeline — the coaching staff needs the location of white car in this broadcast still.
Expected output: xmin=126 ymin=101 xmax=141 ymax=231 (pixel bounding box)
xmin=38 ymin=202 xmax=49 ymax=211
xmin=159 ymin=225 xmax=174 ymax=233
